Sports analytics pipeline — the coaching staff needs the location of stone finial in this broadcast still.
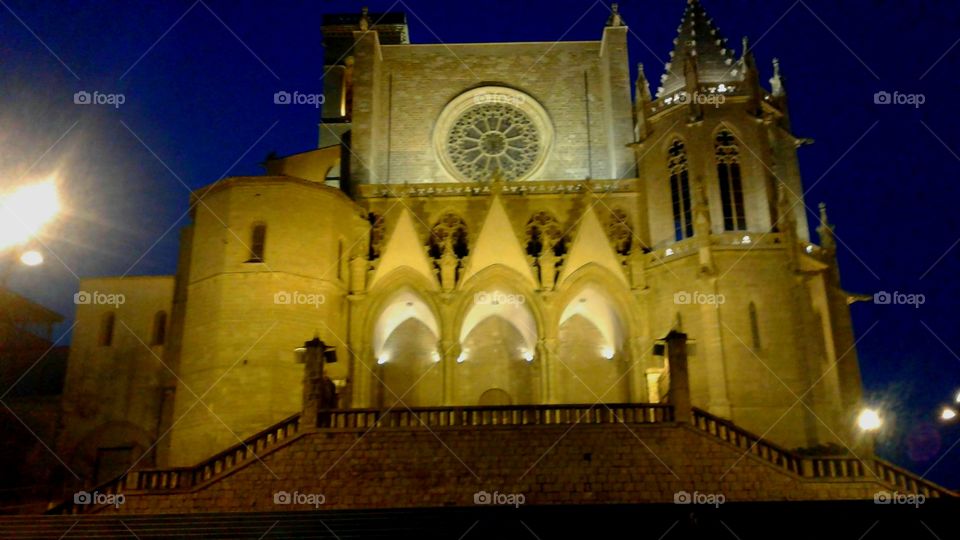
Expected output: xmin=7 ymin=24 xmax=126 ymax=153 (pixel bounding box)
xmin=817 ymin=202 xmax=836 ymax=253
xmin=607 ymin=3 xmax=625 ymax=27
xmin=359 ymin=7 xmax=370 ymax=31
xmin=770 ymin=57 xmax=785 ymax=96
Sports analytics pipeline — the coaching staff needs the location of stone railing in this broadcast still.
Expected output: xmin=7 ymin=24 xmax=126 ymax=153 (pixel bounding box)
xmin=322 ymin=403 xmax=674 ymax=429
xmin=691 ymin=408 xmax=956 ymax=498
xmin=49 ymin=413 xmax=302 ymax=515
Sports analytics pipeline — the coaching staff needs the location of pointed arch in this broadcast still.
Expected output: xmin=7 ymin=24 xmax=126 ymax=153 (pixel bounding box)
xmin=552 ymin=263 xmax=637 ymax=348
xmin=667 ymin=137 xmax=692 ymax=241
xmin=454 ymin=264 xmax=544 ymax=354
xmin=713 ymin=125 xmax=747 ymax=231
xmin=553 ymin=268 xmax=633 ymax=403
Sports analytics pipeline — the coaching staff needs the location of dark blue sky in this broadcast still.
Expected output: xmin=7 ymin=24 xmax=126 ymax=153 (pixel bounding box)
xmin=2 ymin=0 xmax=959 ymax=487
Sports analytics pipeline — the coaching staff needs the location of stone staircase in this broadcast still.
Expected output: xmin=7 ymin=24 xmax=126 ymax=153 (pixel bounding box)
xmin=44 ymin=403 xmax=955 ymax=517
xmin=690 ymin=407 xmax=956 ymax=499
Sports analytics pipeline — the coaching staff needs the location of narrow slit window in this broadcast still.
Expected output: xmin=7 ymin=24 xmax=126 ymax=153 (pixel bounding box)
xmin=248 ymin=223 xmax=266 ymax=262
xmin=152 ymin=311 xmax=167 ymax=346
xmin=100 ymin=312 xmax=115 ymax=347
xmin=749 ymin=302 xmax=761 ymax=349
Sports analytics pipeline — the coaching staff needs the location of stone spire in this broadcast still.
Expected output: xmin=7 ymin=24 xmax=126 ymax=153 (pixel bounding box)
xmin=634 ymin=63 xmax=652 ymax=140
xmin=658 ymin=0 xmax=737 ymax=98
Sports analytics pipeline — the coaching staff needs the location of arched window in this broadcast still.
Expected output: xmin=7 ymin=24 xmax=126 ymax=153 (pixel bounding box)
xmin=99 ymin=312 xmax=115 ymax=347
xmin=525 ymin=211 xmax=565 ymax=257
xmin=667 ymin=139 xmax=692 ymax=241
xmin=151 ymin=311 xmax=167 ymax=346
xmin=715 ymin=130 xmax=746 ymax=231
xmin=247 ymin=223 xmax=266 ymax=263
xmin=749 ymin=302 xmax=761 ymax=350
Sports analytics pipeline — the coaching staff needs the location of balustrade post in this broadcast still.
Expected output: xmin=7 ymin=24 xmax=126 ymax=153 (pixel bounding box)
xmin=665 ymin=330 xmax=692 ymax=423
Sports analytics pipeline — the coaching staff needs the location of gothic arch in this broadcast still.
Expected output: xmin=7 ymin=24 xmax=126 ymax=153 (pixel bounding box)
xmin=551 ymin=263 xmax=637 ymax=345
xmin=363 ymin=267 xmax=442 ymax=348
xmin=453 ymin=264 xmax=545 ymax=345
xmin=552 ymin=267 xmax=633 ymax=403
xmin=452 ymin=264 xmax=544 ymax=405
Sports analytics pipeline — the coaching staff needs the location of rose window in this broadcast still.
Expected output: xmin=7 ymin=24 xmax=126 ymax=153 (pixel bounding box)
xmin=445 ymin=103 xmax=542 ymax=182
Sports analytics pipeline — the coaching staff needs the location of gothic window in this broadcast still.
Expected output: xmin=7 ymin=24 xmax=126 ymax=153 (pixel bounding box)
xmin=667 ymin=139 xmax=692 ymax=241
xmin=151 ymin=311 xmax=167 ymax=346
xmin=100 ymin=312 xmax=115 ymax=347
xmin=446 ymin=103 xmax=541 ymax=182
xmin=715 ymin=130 xmax=747 ymax=231
xmin=749 ymin=302 xmax=761 ymax=350
xmin=525 ymin=212 xmax=566 ymax=257
xmin=606 ymin=208 xmax=633 ymax=255
xmin=427 ymin=213 xmax=469 ymax=260
xmin=247 ymin=223 xmax=266 ymax=262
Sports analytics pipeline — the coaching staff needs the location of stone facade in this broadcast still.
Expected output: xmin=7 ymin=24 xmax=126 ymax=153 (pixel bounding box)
xmin=59 ymin=1 xmax=869 ymax=494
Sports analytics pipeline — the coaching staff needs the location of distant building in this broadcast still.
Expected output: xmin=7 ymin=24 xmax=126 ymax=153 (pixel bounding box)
xmin=0 ymin=287 xmax=67 ymax=512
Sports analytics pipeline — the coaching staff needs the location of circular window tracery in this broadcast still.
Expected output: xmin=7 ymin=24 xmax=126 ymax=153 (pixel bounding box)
xmin=446 ymin=104 xmax=541 ymax=182
xmin=435 ymin=87 xmax=552 ymax=182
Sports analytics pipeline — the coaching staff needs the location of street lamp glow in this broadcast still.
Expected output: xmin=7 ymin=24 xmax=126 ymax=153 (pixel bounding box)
xmin=941 ymin=407 xmax=957 ymax=422
xmin=857 ymin=408 xmax=882 ymax=432
xmin=521 ymin=349 xmax=534 ymax=362
xmin=0 ymin=180 xmax=60 ymax=250
xmin=955 ymin=390 xmax=960 ymax=404
xmin=19 ymin=250 xmax=43 ymax=266
xmin=601 ymin=346 xmax=615 ymax=360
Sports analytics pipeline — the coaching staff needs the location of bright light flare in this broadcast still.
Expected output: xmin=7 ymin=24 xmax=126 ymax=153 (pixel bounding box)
xmin=0 ymin=180 xmax=60 ymax=250
xmin=377 ymin=353 xmax=389 ymax=365
xmin=941 ymin=407 xmax=957 ymax=422
xmin=857 ymin=408 xmax=882 ymax=432
xmin=601 ymin=346 xmax=615 ymax=360
xmin=19 ymin=250 xmax=43 ymax=266
xmin=521 ymin=349 xmax=534 ymax=362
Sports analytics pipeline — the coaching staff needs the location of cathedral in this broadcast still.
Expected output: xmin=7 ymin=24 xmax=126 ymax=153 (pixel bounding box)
xmin=45 ymin=1 xmax=952 ymax=518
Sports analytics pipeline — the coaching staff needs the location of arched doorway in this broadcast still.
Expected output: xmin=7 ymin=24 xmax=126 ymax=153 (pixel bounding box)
xmin=478 ymin=388 xmax=512 ymax=406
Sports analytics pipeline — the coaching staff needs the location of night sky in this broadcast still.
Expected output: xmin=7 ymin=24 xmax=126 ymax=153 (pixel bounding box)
xmin=2 ymin=0 xmax=959 ymax=488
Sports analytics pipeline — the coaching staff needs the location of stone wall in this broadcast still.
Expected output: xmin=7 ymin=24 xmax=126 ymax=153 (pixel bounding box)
xmin=101 ymin=422 xmax=889 ymax=515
